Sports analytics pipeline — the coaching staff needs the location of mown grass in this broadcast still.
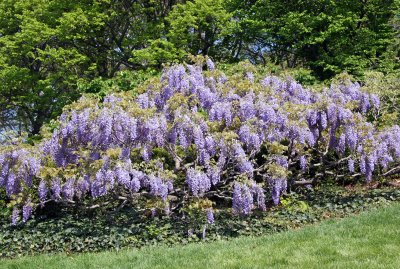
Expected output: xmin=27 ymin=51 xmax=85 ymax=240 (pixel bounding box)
xmin=2 ymin=203 xmax=400 ymax=269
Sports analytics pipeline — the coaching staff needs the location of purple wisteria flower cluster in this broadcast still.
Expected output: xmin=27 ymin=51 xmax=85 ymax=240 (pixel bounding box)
xmin=1 ymin=60 xmax=400 ymax=224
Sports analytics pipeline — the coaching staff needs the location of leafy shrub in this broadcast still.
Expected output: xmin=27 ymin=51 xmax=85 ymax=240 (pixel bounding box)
xmin=0 ymin=59 xmax=400 ymax=225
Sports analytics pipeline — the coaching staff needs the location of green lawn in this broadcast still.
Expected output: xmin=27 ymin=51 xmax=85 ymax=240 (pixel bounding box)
xmin=2 ymin=203 xmax=400 ymax=269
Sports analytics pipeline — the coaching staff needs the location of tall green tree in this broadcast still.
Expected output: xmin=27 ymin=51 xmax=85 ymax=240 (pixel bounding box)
xmin=166 ymin=0 xmax=233 ymax=58
xmin=226 ymin=0 xmax=400 ymax=79
xmin=0 ymin=0 xmax=179 ymax=136
xmin=131 ymin=0 xmax=234 ymax=67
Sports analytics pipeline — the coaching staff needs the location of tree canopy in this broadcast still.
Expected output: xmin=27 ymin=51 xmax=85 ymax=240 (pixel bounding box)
xmin=0 ymin=0 xmax=179 ymax=136
xmin=0 ymin=0 xmax=398 ymax=137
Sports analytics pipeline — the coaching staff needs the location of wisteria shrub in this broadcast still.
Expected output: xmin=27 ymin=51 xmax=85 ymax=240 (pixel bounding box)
xmin=1 ymin=59 xmax=400 ymax=225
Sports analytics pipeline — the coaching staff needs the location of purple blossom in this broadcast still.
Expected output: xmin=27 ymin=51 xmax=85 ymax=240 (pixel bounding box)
xmin=120 ymin=147 xmax=131 ymax=160
xmin=252 ymin=184 xmax=266 ymax=211
xmin=380 ymin=154 xmax=393 ymax=169
xmin=269 ymin=178 xmax=287 ymax=205
xmin=149 ymin=176 xmax=169 ymax=201
xmin=359 ymin=155 xmax=366 ymax=174
xmin=6 ymin=172 xmax=16 ymax=196
xmin=91 ymin=170 xmax=108 ymax=198
xmin=142 ymin=146 xmax=152 ymax=162
xmin=238 ymin=125 xmax=251 ymax=145
xmin=307 ymin=110 xmax=318 ymax=126
xmin=187 ymin=64 xmax=205 ymax=88
xmin=233 ymin=143 xmax=254 ymax=176
xmin=246 ymin=72 xmax=254 ymax=83
xmin=206 ymin=208 xmax=215 ymax=224
xmin=249 ymin=133 xmax=262 ymax=151
xmin=186 ymin=168 xmax=211 ymax=196
xmin=197 ymin=86 xmax=218 ymax=108
xmin=238 ymin=160 xmax=254 ymax=176
xmin=115 ymin=165 xmax=130 ymax=188
xmin=232 ymin=182 xmax=253 ymax=215
xmin=205 ymin=135 xmax=216 ymax=155
xmin=0 ymin=154 xmax=6 ymax=186
xmin=166 ymin=65 xmax=188 ymax=91
xmin=239 ymin=94 xmax=256 ymax=120
xmin=199 ymin=149 xmax=211 ymax=166
xmin=62 ymin=179 xmax=75 ymax=200
xmin=106 ymin=170 xmax=115 ymax=188
xmin=275 ymin=155 xmax=288 ymax=169
xmin=76 ymin=177 xmax=90 ymax=199
xmin=327 ymin=104 xmax=337 ymax=124
xmin=207 ymin=166 xmax=221 ymax=185
xmin=338 ymin=133 xmax=346 ymax=153
xmin=131 ymin=169 xmax=144 ymax=192
xmin=38 ymin=180 xmax=48 ymax=204
xmin=209 ymin=102 xmax=232 ymax=126
xmin=299 ymin=156 xmax=307 ymax=171
xmin=136 ymin=93 xmax=153 ymax=109
xmin=365 ymin=155 xmax=376 ymax=182
xmin=261 ymin=75 xmax=283 ymax=89
xmin=360 ymin=93 xmax=370 ymax=113
xmin=337 ymin=107 xmax=352 ymax=122
xmin=22 ymin=201 xmax=32 ymax=223
xmin=348 ymin=159 xmax=355 ymax=173
xmin=346 ymin=127 xmax=358 ymax=151
xmin=51 ymin=178 xmax=61 ymax=201
xmin=258 ymin=103 xmax=276 ymax=124
xmin=193 ymin=126 xmax=205 ymax=149
xmin=370 ymin=94 xmax=380 ymax=109
xmin=206 ymin=58 xmax=215 ymax=71
xmin=319 ymin=112 xmax=328 ymax=129
xmin=11 ymin=207 xmax=19 ymax=226
xmin=25 ymin=156 xmax=41 ymax=184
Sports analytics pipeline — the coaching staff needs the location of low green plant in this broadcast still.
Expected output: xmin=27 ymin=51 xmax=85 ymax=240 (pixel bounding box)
xmin=1 ymin=186 xmax=399 ymax=259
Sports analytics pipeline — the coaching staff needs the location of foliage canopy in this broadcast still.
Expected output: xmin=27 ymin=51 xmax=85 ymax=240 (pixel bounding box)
xmin=0 ymin=0 xmax=398 ymax=136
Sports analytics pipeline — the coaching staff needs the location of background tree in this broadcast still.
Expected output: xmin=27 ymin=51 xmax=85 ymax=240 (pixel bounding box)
xmin=0 ymin=0 xmax=399 ymax=138
xmin=131 ymin=0 xmax=234 ymax=67
xmin=0 ymin=0 xmax=180 ymax=136
xmin=226 ymin=0 xmax=400 ymax=79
